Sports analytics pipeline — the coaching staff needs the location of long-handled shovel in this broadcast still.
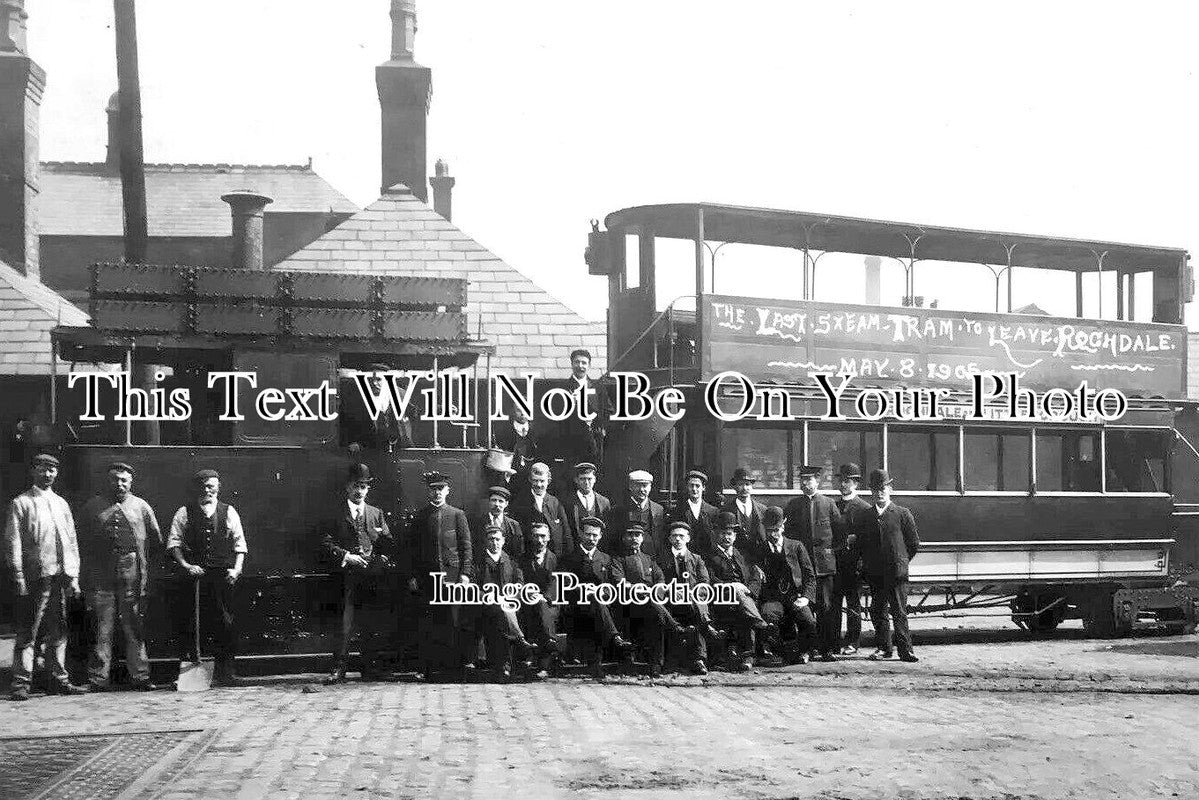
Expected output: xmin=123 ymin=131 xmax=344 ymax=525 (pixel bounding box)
xmin=176 ymin=580 xmax=213 ymax=691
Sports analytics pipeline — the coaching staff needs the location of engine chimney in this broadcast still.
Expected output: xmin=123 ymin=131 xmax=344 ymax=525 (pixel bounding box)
xmin=105 ymin=91 xmax=120 ymax=169
xmin=431 ymin=159 xmax=455 ymax=221
xmin=221 ymin=190 xmax=273 ymax=270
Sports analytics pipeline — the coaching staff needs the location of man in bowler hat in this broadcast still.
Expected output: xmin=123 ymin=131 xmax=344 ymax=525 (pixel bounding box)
xmin=832 ymin=463 xmax=871 ymax=655
xmin=721 ymin=468 xmax=767 ymax=557
xmin=321 ymin=463 xmax=395 ymax=683
xmin=758 ymin=506 xmax=818 ymax=664
xmin=860 ymin=469 xmax=921 ymax=663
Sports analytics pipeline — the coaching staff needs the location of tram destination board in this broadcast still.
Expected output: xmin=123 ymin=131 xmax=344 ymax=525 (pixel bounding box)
xmin=701 ymin=295 xmax=1186 ymax=395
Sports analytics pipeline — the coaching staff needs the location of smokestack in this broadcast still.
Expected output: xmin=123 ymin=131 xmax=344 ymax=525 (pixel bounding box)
xmin=431 ymin=159 xmax=455 ymax=221
xmin=221 ymin=191 xmax=273 ymax=270
xmin=864 ymin=255 xmax=881 ymax=305
xmin=105 ymin=91 xmax=120 ymax=169
xmin=0 ymin=0 xmax=44 ymax=277
xmin=113 ymin=0 xmax=148 ymax=264
xmin=377 ymin=0 xmax=431 ymax=201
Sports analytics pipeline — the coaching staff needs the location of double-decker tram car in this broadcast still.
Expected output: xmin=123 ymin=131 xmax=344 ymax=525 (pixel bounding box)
xmin=49 ymin=262 xmax=493 ymax=662
xmin=586 ymin=202 xmax=1199 ymax=636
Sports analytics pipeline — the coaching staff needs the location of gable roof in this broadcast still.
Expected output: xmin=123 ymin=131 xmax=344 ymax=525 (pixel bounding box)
xmin=0 ymin=259 xmax=90 ymax=375
xmin=274 ymin=185 xmax=606 ymax=377
xmin=38 ymin=162 xmax=359 ymax=238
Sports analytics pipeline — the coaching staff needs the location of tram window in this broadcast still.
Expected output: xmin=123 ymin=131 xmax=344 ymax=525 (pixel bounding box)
xmin=1035 ymin=430 xmax=1100 ymax=492
xmin=721 ymin=427 xmax=795 ymax=489
xmin=963 ymin=430 xmax=1029 ymax=491
xmin=1105 ymin=429 xmax=1170 ymax=493
xmin=807 ymin=423 xmax=883 ymax=489
xmin=889 ymin=427 xmax=957 ymax=491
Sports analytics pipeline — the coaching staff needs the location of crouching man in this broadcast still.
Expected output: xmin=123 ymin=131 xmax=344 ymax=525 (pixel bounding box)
xmin=168 ymin=468 xmax=248 ymax=686
xmin=557 ymin=516 xmax=635 ymax=680
xmin=705 ymin=511 xmax=771 ymax=672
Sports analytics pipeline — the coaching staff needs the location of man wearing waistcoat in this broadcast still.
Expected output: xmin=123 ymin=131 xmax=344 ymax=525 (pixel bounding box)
xmin=320 ymin=463 xmax=394 ymax=684
xmin=832 ymin=463 xmax=871 ymax=655
xmin=167 ymin=468 xmax=247 ymax=686
xmin=659 ymin=521 xmax=725 ymax=675
xmin=758 ymin=506 xmax=818 ymax=664
xmin=473 ymin=525 xmax=537 ymax=680
xmin=557 ymin=516 xmax=635 ymax=680
xmin=472 ymin=486 xmax=524 ymax=562
xmin=670 ymin=470 xmax=719 ymax=556
xmin=406 ymin=470 xmax=474 ymax=679
xmin=561 ymin=462 xmax=611 ymax=545
xmin=81 ymin=461 xmax=162 ymax=692
xmin=783 ymin=465 xmax=843 ymax=661
xmin=512 ymin=462 xmax=572 ymax=557
xmin=721 ymin=468 xmax=767 ymax=558
xmin=517 ymin=521 xmax=562 ymax=677
xmin=609 ymin=470 xmax=666 ymax=557
xmin=860 ymin=469 xmax=921 ymax=663
xmin=5 ymin=454 xmax=88 ymax=701
xmin=705 ymin=511 xmax=771 ymax=672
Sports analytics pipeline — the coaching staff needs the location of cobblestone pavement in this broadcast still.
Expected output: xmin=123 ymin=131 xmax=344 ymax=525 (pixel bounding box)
xmin=0 ymin=631 xmax=1196 ymax=799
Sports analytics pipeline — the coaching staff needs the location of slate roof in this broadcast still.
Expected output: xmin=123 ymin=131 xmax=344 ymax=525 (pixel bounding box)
xmin=38 ymin=162 xmax=359 ymax=238
xmin=275 ymin=185 xmax=607 ymax=376
xmin=0 ymin=259 xmax=90 ymax=375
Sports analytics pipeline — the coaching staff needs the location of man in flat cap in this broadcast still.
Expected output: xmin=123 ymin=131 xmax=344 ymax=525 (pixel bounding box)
xmin=758 ymin=506 xmax=818 ymax=664
xmin=517 ymin=521 xmax=563 ymax=677
xmin=473 ymin=525 xmax=537 ymax=681
xmin=512 ymin=462 xmax=572 ymax=557
xmin=561 ymin=462 xmax=610 ymax=546
xmin=472 ymin=485 xmax=524 ymax=562
xmin=670 ymin=469 xmax=719 ymax=557
xmin=659 ymin=521 xmax=723 ymax=675
xmin=721 ymin=468 xmax=767 ymax=557
xmin=615 ymin=523 xmax=689 ymax=677
xmin=321 ymin=463 xmax=395 ymax=683
xmin=609 ymin=470 xmax=666 ymax=557
xmin=557 ymin=516 xmax=635 ymax=679
xmin=783 ymin=465 xmax=843 ymax=661
xmin=406 ymin=470 xmax=474 ymax=679
xmin=79 ymin=461 xmax=162 ymax=692
xmin=832 ymin=463 xmax=871 ymax=655
xmin=705 ymin=511 xmax=771 ymax=672
xmin=860 ymin=469 xmax=921 ymax=663
xmin=5 ymin=454 xmax=87 ymax=700
xmin=555 ymin=348 xmax=608 ymax=473
xmin=167 ymin=468 xmax=248 ymax=686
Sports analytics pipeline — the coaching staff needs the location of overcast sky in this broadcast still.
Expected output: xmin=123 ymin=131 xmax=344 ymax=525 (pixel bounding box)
xmin=27 ymin=1 xmax=1199 ymax=326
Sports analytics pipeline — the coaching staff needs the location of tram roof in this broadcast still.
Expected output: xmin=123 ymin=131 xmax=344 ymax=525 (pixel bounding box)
xmin=603 ymin=203 xmax=1189 ymax=273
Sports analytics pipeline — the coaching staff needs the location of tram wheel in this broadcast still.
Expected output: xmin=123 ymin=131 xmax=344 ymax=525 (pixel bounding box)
xmin=1011 ymin=594 xmax=1066 ymax=633
xmin=1081 ymin=590 xmax=1133 ymax=639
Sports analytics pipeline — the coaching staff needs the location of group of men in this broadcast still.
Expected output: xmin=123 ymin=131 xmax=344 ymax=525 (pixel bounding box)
xmin=3 ymin=454 xmax=245 ymax=700
xmin=321 ymin=452 xmax=922 ymax=684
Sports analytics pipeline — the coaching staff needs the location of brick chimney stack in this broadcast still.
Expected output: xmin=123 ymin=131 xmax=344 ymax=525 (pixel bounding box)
xmin=377 ymin=0 xmax=431 ymax=202
xmin=221 ymin=191 xmax=273 ymax=271
xmin=431 ymin=159 xmax=455 ymax=221
xmin=0 ymin=0 xmax=45 ymax=278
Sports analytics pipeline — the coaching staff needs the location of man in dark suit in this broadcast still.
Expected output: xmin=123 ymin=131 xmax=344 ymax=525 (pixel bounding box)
xmin=832 ymin=463 xmax=871 ymax=655
xmin=512 ymin=462 xmax=572 ymax=556
xmin=517 ymin=522 xmax=562 ymax=678
xmin=557 ymin=517 xmax=635 ymax=679
xmin=472 ymin=486 xmax=524 ymax=562
xmin=758 ymin=506 xmax=818 ymax=664
xmin=659 ymin=521 xmax=723 ymax=675
xmin=860 ymin=469 xmax=921 ymax=663
xmin=705 ymin=512 xmax=771 ymax=672
xmin=340 ymin=365 xmax=414 ymax=453
xmin=473 ymin=525 xmax=537 ymax=680
xmin=492 ymin=406 xmax=538 ymax=494
xmin=609 ymin=470 xmax=666 ymax=557
xmin=670 ymin=469 xmax=719 ymax=556
xmin=721 ymin=468 xmax=767 ymax=557
xmin=783 ymin=465 xmax=843 ymax=661
xmin=615 ymin=524 xmax=688 ymax=677
xmin=561 ymin=462 xmax=611 ymax=544
xmin=320 ymin=462 xmax=396 ymax=684
xmin=406 ymin=471 xmax=474 ymax=679
xmin=556 ymin=348 xmax=608 ymax=472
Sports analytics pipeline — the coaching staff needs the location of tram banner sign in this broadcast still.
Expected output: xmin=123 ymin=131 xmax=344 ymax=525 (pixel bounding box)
xmin=701 ymin=295 xmax=1187 ymax=395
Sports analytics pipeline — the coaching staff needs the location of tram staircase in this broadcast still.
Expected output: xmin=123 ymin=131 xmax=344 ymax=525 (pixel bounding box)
xmin=598 ymin=296 xmax=699 ymax=490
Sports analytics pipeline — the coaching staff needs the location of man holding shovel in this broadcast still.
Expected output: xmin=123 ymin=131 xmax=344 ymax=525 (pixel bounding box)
xmin=167 ymin=469 xmax=248 ymax=688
